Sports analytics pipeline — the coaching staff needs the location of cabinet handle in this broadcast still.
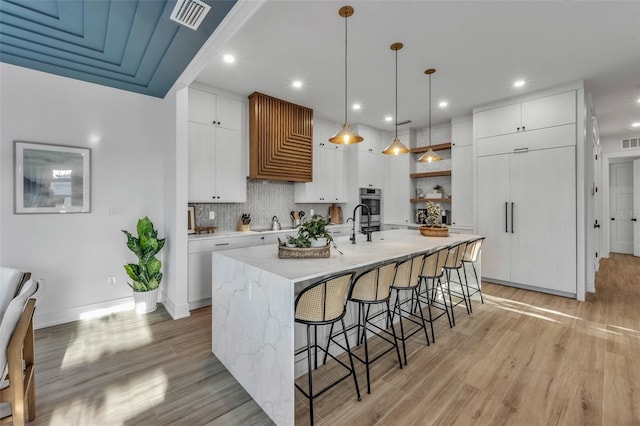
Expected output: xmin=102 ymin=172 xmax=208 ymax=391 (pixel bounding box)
xmin=517 ymin=127 xmax=520 ymax=132
xmin=505 ymin=202 xmax=508 ymax=232
xmin=215 ymin=243 xmax=230 ymax=247
xmin=511 ymin=202 xmax=514 ymax=234
xmin=611 ymin=217 xmax=615 ymax=221
xmin=513 ymin=147 xmax=529 ymax=153
xmin=522 ymin=126 xmax=525 ymax=131
xmin=632 ymin=218 xmax=638 ymax=222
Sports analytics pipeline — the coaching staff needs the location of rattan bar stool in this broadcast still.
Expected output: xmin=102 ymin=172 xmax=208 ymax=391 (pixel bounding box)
xmin=294 ymin=271 xmax=360 ymax=425
xmin=442 ymin=240 xmax=471 ymax=326
xmin=462 ymin=237 xmax=485 ymax=312
xmin=390 ymin=253 xmax=430 ymax=365
xmin=417 ymin=246 xmax=452 ymax=343
xmin=324 ymin=261 xmax=402 ymax=394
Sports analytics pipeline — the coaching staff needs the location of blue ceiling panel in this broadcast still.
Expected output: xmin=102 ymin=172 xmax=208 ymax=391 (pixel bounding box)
xmin=0 ymin=0 xmax=238 ymax=98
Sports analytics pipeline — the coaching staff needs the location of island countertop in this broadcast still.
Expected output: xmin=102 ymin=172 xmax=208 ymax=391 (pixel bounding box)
xmin=211 ymin=228 xmax=481 ymax=425
xmin=213 ymin=229 xmax=477 ymax=283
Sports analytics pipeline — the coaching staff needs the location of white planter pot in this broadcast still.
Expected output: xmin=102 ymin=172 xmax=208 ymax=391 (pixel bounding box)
xmin=310 ymin=237 xmax=327 ymax=248
xmin=133 ymin=288 xmax=159 ymax=314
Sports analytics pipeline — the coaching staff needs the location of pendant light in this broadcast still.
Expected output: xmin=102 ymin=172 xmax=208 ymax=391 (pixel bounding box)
xmin=382 ymin=43 xmax=410 ymax=155
xmin=329 ymin=6 xmax=363 ymax=145
xmin=418 ymin=68 xmax=443 ymax=162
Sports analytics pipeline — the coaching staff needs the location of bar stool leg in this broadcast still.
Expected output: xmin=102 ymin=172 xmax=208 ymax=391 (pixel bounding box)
xmin=445 ymin=269 xmax=456 ymax=327
xmin=322 ymin=323 xmax=334 ymax=366
xmin=341 ymin=318 xmax=361 ymax=401
xmin=472 ymin=262 xmax=484 ymax=303
xmin=362 ymin=303 xmax=371 ymax=394
xmin=386 ymin=299 xmax=403 ymax=369
xmin=436 ymin=277 xmax=453 ymax=328
xmin=424 ymin=278 xmax=436 ymax=343
xmin=306 ymin=324 xmax=315 ymax=425
xmin=412 ymin=288 xmax=430 ymax=345
xmin=394 ymin=291 xmax=408 ymax=366
xmin=456 ymin=268 xmax=471 ymax=314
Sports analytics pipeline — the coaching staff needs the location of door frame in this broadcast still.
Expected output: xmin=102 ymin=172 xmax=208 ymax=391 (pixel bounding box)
xmin=601 ymin=151 xmax=640 ymax=258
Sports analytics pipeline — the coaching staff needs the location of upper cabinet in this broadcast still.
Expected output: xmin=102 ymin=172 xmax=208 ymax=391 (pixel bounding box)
xmin=188 ymin=87 xmax=246 ymax=203
xmin=476 ymin=90 xmax=576 ymax=139
xmin=356 ymin=125 xmax=384 ymax=189
xmin=294 ymin=120 xmax=347 ymax=203
xmin=188 ymin=87 xmax=243 ymax=131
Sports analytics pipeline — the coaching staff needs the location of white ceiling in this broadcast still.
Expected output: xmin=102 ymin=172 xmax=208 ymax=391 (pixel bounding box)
xmin=195 ymin=0 xmax=640 ymax=140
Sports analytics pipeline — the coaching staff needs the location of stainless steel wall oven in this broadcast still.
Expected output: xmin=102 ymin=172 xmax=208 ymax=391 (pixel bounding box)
xmin=359 ymin=188 xmax=381 ymax=231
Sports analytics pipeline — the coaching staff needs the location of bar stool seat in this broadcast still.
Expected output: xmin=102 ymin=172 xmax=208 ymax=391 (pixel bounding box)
xmin=462 ymin=237 xmax=485 ymax=311
xmin=390 ymin=253 xmax=430 ymax=365
xmin=417 ymin=246 xmax=452 ymax=342
xmin=324 ymin=261 xmax=402 ymax=394
xmin=294 ymin=271 xmax=360 ymax=425
xmin=442 ymin=241 xmax=471 ymax=326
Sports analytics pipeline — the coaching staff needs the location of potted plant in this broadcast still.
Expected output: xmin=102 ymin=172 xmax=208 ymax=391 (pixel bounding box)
xmin=298 ymin=214 xmax=333 ymax=247
xmin=122 ymin=216 xmax=166 ymax=313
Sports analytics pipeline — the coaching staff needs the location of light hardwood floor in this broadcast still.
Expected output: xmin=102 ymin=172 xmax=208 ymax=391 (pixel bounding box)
xmin=6 ymin=254 xmax=640 ymax=425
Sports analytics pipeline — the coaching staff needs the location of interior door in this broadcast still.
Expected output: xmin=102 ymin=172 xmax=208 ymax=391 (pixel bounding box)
xmin=510 ymin=146 xmax=576 ymax=293
xmin=610 ymin=162 xmax=634 ymax=254
xmin=634 ymin=159 xmax=640 ymax=257
xmin=477 ymin=153 xmax=511 ymax=281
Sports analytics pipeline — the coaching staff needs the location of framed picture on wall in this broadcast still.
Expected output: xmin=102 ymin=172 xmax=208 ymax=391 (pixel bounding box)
xmin=14 ymin=141 xmax=91 ymax=214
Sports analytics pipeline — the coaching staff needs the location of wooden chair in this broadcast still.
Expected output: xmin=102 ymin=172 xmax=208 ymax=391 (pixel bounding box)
xmin=0 ymin=280 xmax=38 ymax=426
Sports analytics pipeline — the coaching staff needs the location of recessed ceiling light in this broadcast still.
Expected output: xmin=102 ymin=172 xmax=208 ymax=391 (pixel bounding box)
xmin=292 ymin=80 xmax=302 ymax=88
xmin=439 ymin=101 xmax=448 ymax=108
xmin=637 ymin=98 xmax=640 ymax=103
xmin=352 ymin=104 xmax=361 ymax=110
xmin=632 ymin=122 xmax=640 ymax=127
xmin=513 ymin=80 xmax=525 ymax=88
xmin=385 ymin=116 xmax=393 ymax=122
xmin=223 ymin=54 xmax=235 ymax=64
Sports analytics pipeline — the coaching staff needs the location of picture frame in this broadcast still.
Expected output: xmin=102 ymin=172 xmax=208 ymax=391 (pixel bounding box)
xmin=187 ymin=206 xmax=196 ymax=234
xmin=14 ymin=141 xmax=91 ymax=214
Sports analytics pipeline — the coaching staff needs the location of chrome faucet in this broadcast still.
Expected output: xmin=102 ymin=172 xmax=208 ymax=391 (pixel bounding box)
xmin=347 ymin=204 xmax=372 ymax=244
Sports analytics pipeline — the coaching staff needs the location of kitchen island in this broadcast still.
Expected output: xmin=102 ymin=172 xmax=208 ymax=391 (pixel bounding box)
xmin=211 ymin=229 xmax=480 ymax=425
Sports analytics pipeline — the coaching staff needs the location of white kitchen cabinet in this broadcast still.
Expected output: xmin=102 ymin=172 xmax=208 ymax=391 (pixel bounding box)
xmin=451 ymin=144 xmax=473 ymax=229
xmin=477 ymin=146 xmax=576 ymax=294
xmin=294 ymin=142 xmax=347 ymax=203
xmin=476 ymin=90 xmax=576 ymax=139
xmin=383 ymin=154 xmax=410 ymax=224
xmin=358 ymin=150 xmax=383 ymax=189
xmin=188 ymin=87 xmax=243 ymax=131
xmin=188 ymin=122 xmax=246 ymax=203
xmin=188 ymin=235 xmax=259 ymax=306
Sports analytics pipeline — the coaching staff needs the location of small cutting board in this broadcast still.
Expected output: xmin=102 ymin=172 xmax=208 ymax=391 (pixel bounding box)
xmin=329 ymin=204 xmax=343 ymax=224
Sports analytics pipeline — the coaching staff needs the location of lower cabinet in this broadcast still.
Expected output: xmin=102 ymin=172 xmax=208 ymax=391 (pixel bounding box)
xmin=188 ymin=236 xmax=259 ymax=307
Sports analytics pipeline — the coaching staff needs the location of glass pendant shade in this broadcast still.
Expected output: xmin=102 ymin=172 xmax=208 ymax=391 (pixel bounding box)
xmin=418 ymin=148 xmax=443 ymax=163
xmin=329 ymin=122 xmax=363 ymax=144
xmin=330 ymin=6 xmax=363 ymax=145
xmin=382 ymin=42 xmax=409 ymax=156
xmin=382 ymin=137 xmax=410 ymax=155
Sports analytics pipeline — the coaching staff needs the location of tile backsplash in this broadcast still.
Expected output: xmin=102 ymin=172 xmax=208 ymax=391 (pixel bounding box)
xmin=190 ymin=179 xmax=344 ymax=232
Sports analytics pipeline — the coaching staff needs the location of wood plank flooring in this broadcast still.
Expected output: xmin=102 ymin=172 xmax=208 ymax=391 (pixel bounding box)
xmin=3 ymin=253 xmax=639 ymax=425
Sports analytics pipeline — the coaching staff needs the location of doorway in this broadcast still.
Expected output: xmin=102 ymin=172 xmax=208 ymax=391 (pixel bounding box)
xmin=609 ymin=162 xmax=634 ymax=254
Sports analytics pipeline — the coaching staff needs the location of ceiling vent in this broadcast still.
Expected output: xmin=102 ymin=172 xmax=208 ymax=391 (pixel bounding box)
xmin=622 ymin=138 xmax=639 ymax=149
xmin=170 ymin=0 xmax=211 ymax=31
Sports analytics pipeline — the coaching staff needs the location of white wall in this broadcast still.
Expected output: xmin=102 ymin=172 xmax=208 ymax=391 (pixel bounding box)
xmin=0 ymin=63 xmax=173 ymax=327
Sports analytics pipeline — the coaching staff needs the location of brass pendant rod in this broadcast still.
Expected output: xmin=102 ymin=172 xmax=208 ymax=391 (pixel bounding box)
xmin=343 ymin=12 xmax=348 ymax=124
xmin=428 ymin=71 xmax=431 ymax=147
xmin=395 ymin=47 xmax=398 ymax=139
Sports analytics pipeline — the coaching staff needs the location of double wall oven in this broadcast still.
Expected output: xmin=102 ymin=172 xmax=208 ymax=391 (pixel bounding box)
xmin=359 ymin=188 xmax=381 ymax=231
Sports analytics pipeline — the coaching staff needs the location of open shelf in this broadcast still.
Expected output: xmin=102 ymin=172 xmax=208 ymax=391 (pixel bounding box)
xmin=409 ymin=142 xmax=452 ymax=153
xmin=411 ymin=198 xmax=451 ymax=203
xmin=410 ymin=170 xmax=452 ymax=178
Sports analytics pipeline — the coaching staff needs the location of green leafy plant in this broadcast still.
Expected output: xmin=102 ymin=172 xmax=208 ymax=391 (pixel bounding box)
xmin=122 ymin=216 xmax=166 ymax=292
xmin=433 ymin=184 xmax=444 ymax=194
xmin=296 ymin=214 xmax=333 ymax=247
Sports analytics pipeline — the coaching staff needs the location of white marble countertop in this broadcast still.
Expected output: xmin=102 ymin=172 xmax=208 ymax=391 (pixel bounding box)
xmin=214 ymin=229 xmax=479 ymax=283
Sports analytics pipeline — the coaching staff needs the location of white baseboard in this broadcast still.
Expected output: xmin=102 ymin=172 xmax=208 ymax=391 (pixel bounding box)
xmin=188 ymin=298 xmax=211 ymax=311
xmin=162 ymin=294 xmax=191 ymax=320
xmin=34 ymin=297 xmax=135 ymax=329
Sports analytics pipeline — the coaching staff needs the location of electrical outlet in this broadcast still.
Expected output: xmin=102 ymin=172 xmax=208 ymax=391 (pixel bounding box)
xmin=108 ymin=276 xmax=116 ymax=286
xmin=209 ymin=211 xmax=216 ymax=220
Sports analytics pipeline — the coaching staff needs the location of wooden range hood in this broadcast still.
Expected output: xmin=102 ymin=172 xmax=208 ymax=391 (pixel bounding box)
xmin=249 ymin=92 xmax=313 ymax=182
